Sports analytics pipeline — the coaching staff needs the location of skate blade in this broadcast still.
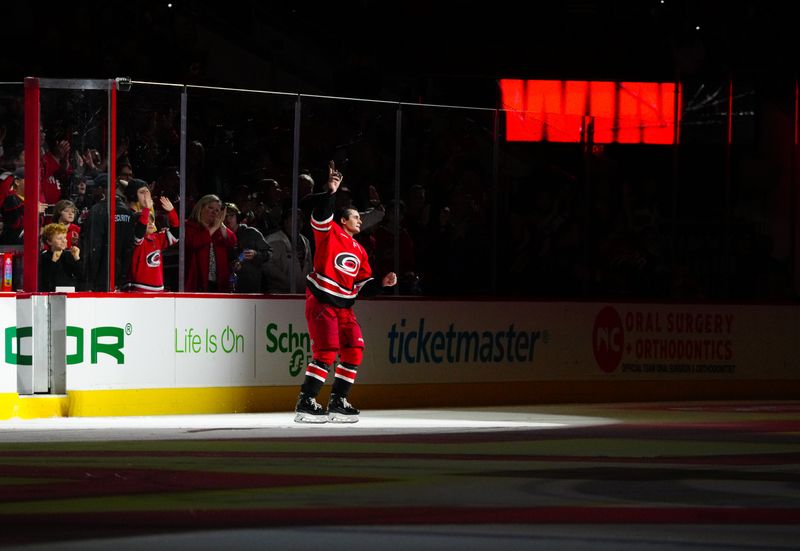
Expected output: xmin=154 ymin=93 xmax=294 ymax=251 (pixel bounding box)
xmin=294 ymin=412 xmax=328 ymax=423
xmin=328 ymin=412 xmax=359 ymax=423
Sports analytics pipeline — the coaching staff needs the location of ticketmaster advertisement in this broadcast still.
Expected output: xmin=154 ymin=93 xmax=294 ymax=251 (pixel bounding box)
xmin=4 ymin=296 xmax=800 ymax=392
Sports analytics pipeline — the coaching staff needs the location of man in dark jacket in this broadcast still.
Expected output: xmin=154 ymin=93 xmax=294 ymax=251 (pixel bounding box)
xmin=223 ymin=202 xmax=272 ymax=293
xmin=80 ymin=173 xmax=136 ymax=291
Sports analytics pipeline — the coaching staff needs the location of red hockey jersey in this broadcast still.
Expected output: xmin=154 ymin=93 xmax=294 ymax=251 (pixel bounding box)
xmin=307 ymin=192 xmax=373 ymax=308
xmin=126 ymin=208 xmax=179 ymax=292
xmin=41 ymin=152 xmax=67 ymax=206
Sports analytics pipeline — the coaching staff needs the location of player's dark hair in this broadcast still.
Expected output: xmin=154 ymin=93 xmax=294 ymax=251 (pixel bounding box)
xmin=336 ymin=207 xmax=358 ymax=224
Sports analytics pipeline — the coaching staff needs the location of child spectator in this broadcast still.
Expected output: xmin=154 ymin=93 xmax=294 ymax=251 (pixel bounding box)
xmin=125 ymin=186 xmax=179 ymax=292
xmin=39 ymin=223 xmax=82 ymax=291
xmin=51 ymin=199 xmax=80 ymax=249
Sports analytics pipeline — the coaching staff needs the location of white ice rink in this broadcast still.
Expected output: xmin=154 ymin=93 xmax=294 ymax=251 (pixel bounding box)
xmin=0 ymin=406 xmax=618 ymax=443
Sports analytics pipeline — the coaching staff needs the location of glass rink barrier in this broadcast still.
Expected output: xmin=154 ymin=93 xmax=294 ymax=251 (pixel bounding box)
xmin=1 ymin=77 xmax=798 ymax=300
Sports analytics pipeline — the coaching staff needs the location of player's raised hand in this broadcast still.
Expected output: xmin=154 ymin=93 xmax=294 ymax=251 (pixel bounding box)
xmin=328 ymin=160 xmax=343 ymax=193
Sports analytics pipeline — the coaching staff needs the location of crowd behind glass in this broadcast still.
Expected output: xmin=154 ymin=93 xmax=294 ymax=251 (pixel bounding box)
xmin=0 ymin=84 xmax=795 ymax=301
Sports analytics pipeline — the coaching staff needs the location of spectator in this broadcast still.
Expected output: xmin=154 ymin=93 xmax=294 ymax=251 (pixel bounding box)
xmin=80 ymin=169 xmax=136 ymax=291
xmin=419 ymin=205 xmax=457 ymax=295
xmin=126 ymin=178 xmax=152 ymax=214
xmin=230 ymin=184 xmax=256 ymax=225
xmin=39 ymin=223 xmax=82 ymax=292
xmin=402 ymin=184 xmax=430 ymax=244
xmin=0 ymin=168 xmax=40 ymax=245
xmin=150 ymin=167 xmax=182 ymax=290
xmin=125 ymin=186 xmax=179 ymax=292
xmin=0 ymin=143 xmax=24 ymax=208
xmin=41 ymin=128 xmax=73 ymax=210
xmin=184 ymin=194 xmax=237 ymax=292
xmin=297 ymin=171 xmax=314 ymax=200
xmin=186 ymin=139 xmax=205 ymax=199
xmin=264 ymin=207 xmax=312 ymax=293
xmin=223 ymin=202 xmax=271 ymax=293
xmin=150 ymin=167 xmax=181 ymax=228
xmin=73 ymin=147 xmax=103 ymax=181
xmin=372 ymin=199 xmax=417 ymax=294
xmin=77 ymin=179 xmax=106 ymax=226
xmin=250 ymin=178 xmax=283 ymax=236
xmin=334 ymin=184 xmax=384 ymax=232
xmin=117 ymin=161 xmax=134 ymax=185
xmin=51 ymin=199 xmax=81 ymax=250
xmin=290 ymin=171 xmax=316 ymax=250
xmin=71 ymin=175 xmax=95 ymax=220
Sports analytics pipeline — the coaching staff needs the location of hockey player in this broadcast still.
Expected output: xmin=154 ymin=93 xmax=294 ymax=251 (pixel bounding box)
xmin=295 ymin=161 xmax=397 ymax=423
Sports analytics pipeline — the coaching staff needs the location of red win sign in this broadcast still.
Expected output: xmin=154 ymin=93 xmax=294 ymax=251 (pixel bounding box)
xmin=500 ymin=79 xmax=680 ymax=144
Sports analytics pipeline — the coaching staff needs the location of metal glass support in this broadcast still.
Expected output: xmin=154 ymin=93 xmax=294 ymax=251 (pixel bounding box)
xmin=48 ymin=294 xmax=67 ymax=394
xmin=178 ymin=87 xmax=188 ymax=291
xmin=107 ymin=80 xmax=117 ymax=290
xmin=392 ymin=104 xmax=402 ymax=296
xmin=490 ymin=109 xmax=499 ymax=294
xmin=23 ymin=78 xmax=41 ymax=292
xmin=15 ymin=295 xmax=66 ymax=395
xmin=289 ymin=95 xmax=302 ymax=293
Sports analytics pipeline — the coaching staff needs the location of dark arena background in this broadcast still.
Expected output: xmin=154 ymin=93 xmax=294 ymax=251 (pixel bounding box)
xmin=2 ymin=1 xmax=800 ymax=549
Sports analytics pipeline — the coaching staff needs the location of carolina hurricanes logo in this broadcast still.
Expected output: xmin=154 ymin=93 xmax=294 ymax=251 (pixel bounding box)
xmin=334 ymin=252 xmax=359 ymax=275
xmin=146 ymin=250 xmax=161 ymax=268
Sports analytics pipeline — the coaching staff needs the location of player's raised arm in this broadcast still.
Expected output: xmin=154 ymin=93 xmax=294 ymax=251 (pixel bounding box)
xmin=327 ymin=160 xmax=343 ymax=193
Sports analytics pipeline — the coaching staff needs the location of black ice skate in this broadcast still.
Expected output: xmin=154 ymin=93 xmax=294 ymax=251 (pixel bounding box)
xmin=327 ymin=394 xmax=360 ymax=423
xmin=294 ymin=393 xmax=328 ymax=423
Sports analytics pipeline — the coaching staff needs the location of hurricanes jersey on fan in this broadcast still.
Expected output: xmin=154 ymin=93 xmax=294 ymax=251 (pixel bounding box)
xmin=306 ymin=192 xmax=373 ymax=308
xmin=127 ymin=208 xmax=179 ymax=292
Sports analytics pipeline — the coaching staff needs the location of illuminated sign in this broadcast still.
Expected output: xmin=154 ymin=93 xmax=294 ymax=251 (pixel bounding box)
xmin=500 ymin=79 xmax=680 ymax=144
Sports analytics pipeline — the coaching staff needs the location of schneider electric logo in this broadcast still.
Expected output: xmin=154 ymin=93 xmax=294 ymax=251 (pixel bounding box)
xmin=5 ymin=324 xmax=130 ymax=365
xmin=265 ymin=323 xmax=310 ymax=377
